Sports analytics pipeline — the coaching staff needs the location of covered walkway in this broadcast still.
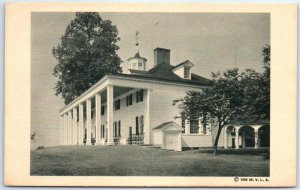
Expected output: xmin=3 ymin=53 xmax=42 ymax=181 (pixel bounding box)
xmin=224 ymin=124 xmax=270 ymax=149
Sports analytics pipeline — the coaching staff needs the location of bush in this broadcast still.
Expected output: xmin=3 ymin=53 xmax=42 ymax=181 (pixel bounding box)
xmin=36 ymin=146 xmax=45 ymax=150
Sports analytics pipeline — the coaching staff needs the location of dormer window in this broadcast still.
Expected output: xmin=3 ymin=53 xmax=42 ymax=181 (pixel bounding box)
xmin=184 ymin=66 xmax=190 ymax=79
xmin=171 ymin=60 xmax=194 ymax=79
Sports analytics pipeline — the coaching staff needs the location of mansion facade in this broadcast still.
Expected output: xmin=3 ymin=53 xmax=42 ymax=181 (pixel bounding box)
xmin=59 ymin=47 xmax=269 ymax=151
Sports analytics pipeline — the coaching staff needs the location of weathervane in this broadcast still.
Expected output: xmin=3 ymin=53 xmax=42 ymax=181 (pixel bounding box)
xmin=135 ymin=30 xmax=139 ymax=53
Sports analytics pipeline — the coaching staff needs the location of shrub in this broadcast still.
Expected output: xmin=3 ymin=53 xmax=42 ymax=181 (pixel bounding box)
xmin=36 ymin=146 xmax=45 ymax=150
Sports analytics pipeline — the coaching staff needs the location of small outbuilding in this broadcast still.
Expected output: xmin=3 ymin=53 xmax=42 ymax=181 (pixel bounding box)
xmin=152 ymin=121 xmax=183 ymax=151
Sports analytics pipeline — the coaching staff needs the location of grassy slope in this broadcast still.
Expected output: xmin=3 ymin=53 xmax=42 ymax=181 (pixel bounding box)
xmin=31 ymin=145 xmax=269 ymax=176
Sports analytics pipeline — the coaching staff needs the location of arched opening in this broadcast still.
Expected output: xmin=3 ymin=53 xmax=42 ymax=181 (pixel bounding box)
xmin=225 ymin=125 xmax=235 ymax=148
xmin=259 ymin=125 xmax=270 ymax=147
xmin=239 ymin=126 xmax=255 ymax=148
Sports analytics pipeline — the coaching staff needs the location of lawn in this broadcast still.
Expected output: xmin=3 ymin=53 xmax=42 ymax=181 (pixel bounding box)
xmin=31 ymin=145 xmax=269 ymax=176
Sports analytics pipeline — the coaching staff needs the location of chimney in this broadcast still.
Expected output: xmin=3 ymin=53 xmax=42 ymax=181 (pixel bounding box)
xmin=154 ymin=48 xmax=170 ymax=66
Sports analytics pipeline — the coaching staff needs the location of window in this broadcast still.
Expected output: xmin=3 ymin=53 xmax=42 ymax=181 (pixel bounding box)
xmin=190 ymin=119 xmax=199 ymax=134
xmin=114 ymin=121 xmax=117 ymax=137
xmin=139 ymin=115 xmax=144 ymax=134
xmin=136 ymin=89 xmax=144 ymax=103
xmin=138 ymin=62 xmax=143 ymax=70
xmin=101 ymin=106 xmax=105 ymax=115
xmin=135 ymin=115 xmax=144 ymax=134
xmin=181 ymin=113 xmax=186 ymax=134
xmin=126 ymin=94 xmax=133 ymax=106
xmin=101 ymin=125 xmax=105 ymax=138
xmin=91 ymin=110 xmax=94 ymax=119
xmin=115 ymin=99 xmax=120 ymax=110
xmin=113 ymin=121 xmax=121 ymax=137
xmin=184 ymin=66 xmax=190 ymax=79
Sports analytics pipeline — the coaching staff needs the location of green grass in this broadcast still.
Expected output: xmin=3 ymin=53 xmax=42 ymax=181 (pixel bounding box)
xmin=31 ymin=145 xmax=269 ymax=176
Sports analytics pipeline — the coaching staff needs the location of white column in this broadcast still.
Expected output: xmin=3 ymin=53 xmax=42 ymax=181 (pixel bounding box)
xmin=144 ymin=88 xmax=151 ymax=144
xmin=68 ymin=111 xmax=72 ymax=145
xmin=235 ymin=127 xmax=240 ymax=149
xmin=254 ymin=127 xmax=260 ymax=149
xmin=242 ymin=131 xmax=246 ymax=148
xmin=59 ymin=115 xmax=63 ymax=145
xmin=107 ymin=85 xmax=114 ymax=145
xmin=73 ymin=107 xmax=78 ymax=145
xmin=95 ymin=93 xmax=101 ymax=145
xmin=198 ymin=119 xmax=202 ymax=134
xmin=63 ymin=113 xmax=67 ymax=145
xmin=185 ymin=120 xmax=190 ymax=135
xmin=79 ymin=103 xmax=84 ymax=145
xmin=86 ymin=98 xmax=92 ymax=145
xmin=224 ymin=126 xmax=228 ymax=149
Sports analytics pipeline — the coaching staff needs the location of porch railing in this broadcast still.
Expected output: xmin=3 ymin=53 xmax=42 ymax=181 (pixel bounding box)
xmin=113 ymin=136 xmax=121 ymax=145
xmin=126 ymin=133 xmax=144 ymax=145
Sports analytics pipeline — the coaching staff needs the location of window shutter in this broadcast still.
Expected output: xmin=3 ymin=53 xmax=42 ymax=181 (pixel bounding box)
xmin=129 ymin=94 xmax=132 ymax=105
xmin=140 ymin=115 xmax=144 ymax=134
xmin=140 ymin=89 xmax=144 ymax=102
xmin=118 ymin=121 xmax=121 ymax=137
xmin=136 ymin=116 xmax=139 ymax=134
xmin=136 ymin=91 xmax=139 ymax=103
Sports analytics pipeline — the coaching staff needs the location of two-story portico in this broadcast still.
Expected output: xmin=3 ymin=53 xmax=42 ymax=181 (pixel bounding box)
xmin=59 ymin=48 xmax=211 ymax=148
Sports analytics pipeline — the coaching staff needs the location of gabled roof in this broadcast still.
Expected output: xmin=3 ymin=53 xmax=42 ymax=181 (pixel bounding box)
xmin=152 ymin=121 xmax=183 ymax=131
xmin=171 ymin=60 xmax=194 ymax=70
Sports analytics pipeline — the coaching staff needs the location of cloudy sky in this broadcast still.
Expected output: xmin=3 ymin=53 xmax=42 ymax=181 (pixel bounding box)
xmin=31 ymin=12 xmax=270 ymax=147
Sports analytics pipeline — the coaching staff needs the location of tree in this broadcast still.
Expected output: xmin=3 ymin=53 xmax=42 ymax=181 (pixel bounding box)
xmin=175 ymin=45 xmax=271 ymax=155
xmin=175 ymin=68 xmax=244 ymax=155
xmin=53 ymin=12 xmax=122 ymax=104
xmin=262 ymin=44 xmax=270 ymax=69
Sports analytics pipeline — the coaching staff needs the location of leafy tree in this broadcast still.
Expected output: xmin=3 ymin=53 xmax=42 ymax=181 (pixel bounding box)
xmin=175 ymin=69 xmax=244 ymax=155
xmin=262 ymin=44 xmax=270 ymax=69
xmin=175 ymin=45 xmax=270 ymax=155
xmin=53 ymin=12 xmax=122 ymax=104
xmin=260 ymin=45 xmax=270 ymax=119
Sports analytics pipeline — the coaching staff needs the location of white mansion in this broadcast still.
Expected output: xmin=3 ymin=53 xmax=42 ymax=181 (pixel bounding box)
xmin=59 ymin=47 xmax=269 ymax=151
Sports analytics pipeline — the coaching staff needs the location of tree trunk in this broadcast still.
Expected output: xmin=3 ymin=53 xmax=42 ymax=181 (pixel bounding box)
xmin=213 ymin=124 xmax=223 ymax=155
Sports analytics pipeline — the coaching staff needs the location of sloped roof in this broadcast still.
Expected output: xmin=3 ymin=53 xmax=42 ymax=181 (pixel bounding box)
xmin=171 ymin=60 xmax=194 ymax=70
xmin=152 ymin=121 xmax=182 ymax=131
xmin=127 ymin=52 xmax=148 ymax=62
xmin=127 ymin=62 xmax=211 ymax=86
xmin=128 ymin=69 xmax=149 ymax=75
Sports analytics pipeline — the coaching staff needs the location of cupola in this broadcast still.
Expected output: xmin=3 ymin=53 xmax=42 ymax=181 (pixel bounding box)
xmin=127 ymin=31 xmax=147 ymax=71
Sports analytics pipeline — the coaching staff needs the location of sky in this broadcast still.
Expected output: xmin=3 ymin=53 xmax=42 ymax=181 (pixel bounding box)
xmin=31 ymin=12 xmax=270 ymax=147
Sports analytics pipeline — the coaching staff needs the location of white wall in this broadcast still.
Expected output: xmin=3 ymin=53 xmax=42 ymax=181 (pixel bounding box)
xmin=149 ymin=88 xmax=187 ymax=144
xmin=182 ymin=130 xmax=225 ymax=148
